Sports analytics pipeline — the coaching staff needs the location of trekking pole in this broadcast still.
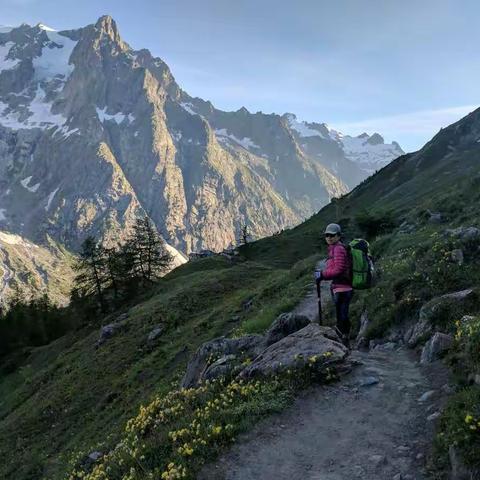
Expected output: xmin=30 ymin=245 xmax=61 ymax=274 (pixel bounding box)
xmin=316 ymin=278 xmax=322 ymax=325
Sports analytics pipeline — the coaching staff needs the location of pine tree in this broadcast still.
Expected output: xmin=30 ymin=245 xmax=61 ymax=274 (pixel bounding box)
xmin=238 ymin=224 xmax=252 ymax=246
xmin=104 ymin=247 xmax=122 ymax=300
xmin=125 ymin=216 xmax=173 ymax=283
xmin=73 ymin=236 xmax=108 ymax=312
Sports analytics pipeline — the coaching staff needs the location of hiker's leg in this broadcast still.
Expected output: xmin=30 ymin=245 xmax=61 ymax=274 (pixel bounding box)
xmin=333 ymin=292 xmax=345 ymax=334
xmin=337 ymin=291 xmax=353 ymax=337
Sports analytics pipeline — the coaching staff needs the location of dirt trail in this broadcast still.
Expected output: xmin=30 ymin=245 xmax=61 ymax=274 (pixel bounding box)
xmin=199 ymin=277 xmax=449 ymax=480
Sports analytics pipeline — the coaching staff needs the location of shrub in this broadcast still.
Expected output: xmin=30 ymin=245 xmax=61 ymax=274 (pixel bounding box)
xmin=355 ymin=210 xmax=396 ymax=240
xmin=435 ymin=386 xmax=480 ymax=470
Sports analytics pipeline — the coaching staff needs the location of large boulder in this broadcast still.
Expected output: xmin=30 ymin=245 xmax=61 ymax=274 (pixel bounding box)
xmin=405 ymin=317 xmax=434 ymax=348
xmin=264 ymin=312 xmax=311 ymax=346
xmin=444 ymin=226 xmax=480 ymax=242
xmin=96 ymin=314 xmax=129 ymax=347
xmin=420 ymin=332 xmax=453 ymax=364
xmin=239 ymin=324 xmax=347 ymax=379
xmin=180 ymin=335 xmax=264 ymax=388
xmin=181 ymin=312 xmax=317 ymax=387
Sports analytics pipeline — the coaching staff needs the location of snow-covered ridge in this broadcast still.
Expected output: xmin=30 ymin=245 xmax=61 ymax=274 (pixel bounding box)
xmin=285 ymin=113 xmax=403 ymax=173
xmin=37 ymin=23 xmax=56 ymax=32
xmin=286 ymin=113 xmax=325 ymax=138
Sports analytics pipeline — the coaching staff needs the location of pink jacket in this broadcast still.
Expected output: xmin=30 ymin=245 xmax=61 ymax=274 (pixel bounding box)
xmin=322 ymin=242 xmax=352 ymax=293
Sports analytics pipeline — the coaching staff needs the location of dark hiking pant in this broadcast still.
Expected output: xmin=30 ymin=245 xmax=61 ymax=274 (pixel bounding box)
xmin=332 ymin=290 xmax=353 ymax=336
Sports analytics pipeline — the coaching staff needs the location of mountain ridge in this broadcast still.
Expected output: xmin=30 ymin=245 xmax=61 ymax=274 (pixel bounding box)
xmin=0 ymin=15 xmax=403 ymax=257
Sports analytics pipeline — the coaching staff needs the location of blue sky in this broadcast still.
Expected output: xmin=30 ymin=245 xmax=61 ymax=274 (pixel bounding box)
xmin=1 ymin=0 xmax=479 ymax=152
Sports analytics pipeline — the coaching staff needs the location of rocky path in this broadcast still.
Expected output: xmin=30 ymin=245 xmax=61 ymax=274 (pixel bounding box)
xmin=199 ymin=277 xmax=450 ymax=480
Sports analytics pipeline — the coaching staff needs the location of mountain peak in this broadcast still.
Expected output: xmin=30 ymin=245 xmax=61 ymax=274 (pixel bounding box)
xmin=366 ymin=133 xmax=384 ymax=145
xmin=36 ymin=23 xmax=56 ymax=32
xmin=94 ymin=15 xmax=121 ymax=41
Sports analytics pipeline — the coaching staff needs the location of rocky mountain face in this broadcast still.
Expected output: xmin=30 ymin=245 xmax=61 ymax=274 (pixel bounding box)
xmin=0 ymin=16 xmax=403 ymax=261
xmin=0 ymin=230 xmax=74 ymax=306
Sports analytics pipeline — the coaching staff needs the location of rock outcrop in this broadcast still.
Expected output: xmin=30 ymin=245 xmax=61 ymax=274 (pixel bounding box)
xmin=405 ymin=289 xmax=476 ymax=348
xmin=420 ymin=332 xmax=453 ymax=364
xmin=181 ymin=312 xmax=348 ymax=387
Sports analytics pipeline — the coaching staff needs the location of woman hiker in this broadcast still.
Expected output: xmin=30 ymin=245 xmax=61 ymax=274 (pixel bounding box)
xmin=314 ymin=223 xmax=353 ymax=348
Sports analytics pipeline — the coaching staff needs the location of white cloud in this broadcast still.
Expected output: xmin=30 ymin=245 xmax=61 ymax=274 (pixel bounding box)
xmin=330 ymin=104 xmax=479 ymax=152
xmin=332 ymin=105 xmax=478 ymax=138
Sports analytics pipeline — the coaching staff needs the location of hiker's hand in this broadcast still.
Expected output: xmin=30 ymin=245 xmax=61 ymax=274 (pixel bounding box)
xmin=314 ymin=270 xmax=322 ymax=281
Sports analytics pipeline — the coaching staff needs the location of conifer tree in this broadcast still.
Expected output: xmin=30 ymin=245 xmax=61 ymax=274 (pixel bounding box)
xmin=125 ymin=216 xmax=173 ymax=282
xmin=238 ymin=224 xmax=252 ymax=246
xmin=74 ymin=236 xmax=108 ymax=312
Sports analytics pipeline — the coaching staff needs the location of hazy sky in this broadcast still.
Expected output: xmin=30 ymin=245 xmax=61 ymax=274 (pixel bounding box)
xmin=1 ymin=0 xmax=479 ymax=151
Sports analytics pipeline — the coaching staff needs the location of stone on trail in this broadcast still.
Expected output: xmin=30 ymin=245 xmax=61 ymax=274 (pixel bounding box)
xmin=355 ymin=309 xmax=370 ymax=350
xmin=369 ymin=454 xmax=387 ymax=467
xmin=427 ymin=411 xmax=441 ymax=422
xmin=240 ymin=324 xmax=347 ymax=379
xmin=420 ymin=332 xmax=453 ymax=364
xmin=358 ymin=376 xmax=380 ymax=387
xmin=418 ymin=390 xmax=436 ymax=402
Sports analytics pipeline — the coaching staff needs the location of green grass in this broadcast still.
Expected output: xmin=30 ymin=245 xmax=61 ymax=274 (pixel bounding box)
xmin=0 ymin=256 xmax=316 ymax=480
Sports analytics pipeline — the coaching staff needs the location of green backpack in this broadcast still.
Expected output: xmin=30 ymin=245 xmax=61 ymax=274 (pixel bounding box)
xmin=348 ymin=239 xmax=375 ymax=289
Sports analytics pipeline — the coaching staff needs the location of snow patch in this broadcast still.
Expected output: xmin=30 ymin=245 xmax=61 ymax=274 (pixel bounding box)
xmin=45 ymin=187 xmax=59 ymax=211
xmin=21 ymin=176 xmax=40 ymax=193
xmin=53 ymin=125 xmax=79 ymax=138
xmin=96 ymin=107 xmax=135 ymax=125
xmin=0 ymin=86 xmax=67 ymax=130
xmin=33 ymin=32 xmax=78 ymax=81
xmin=171 ymin=131 xmax=182 ymax=141
xmin=0 ymin=209 xmax=6 ymax=221
xmin=286 ymin=114 xmax=324 ymax=138
xmin=214 ymin=128 xmax=260 ymax=150
xmin=37 ymin=23 xmax=56 ymax=32
xmin=180 ymin=102 xmax=197 ymax=115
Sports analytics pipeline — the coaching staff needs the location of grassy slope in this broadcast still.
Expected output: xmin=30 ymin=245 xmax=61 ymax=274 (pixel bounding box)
xmin=1 ymin=113 xmax=480 ymax=478
xmin=0 ymin=255 xmax=317 ymax=479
